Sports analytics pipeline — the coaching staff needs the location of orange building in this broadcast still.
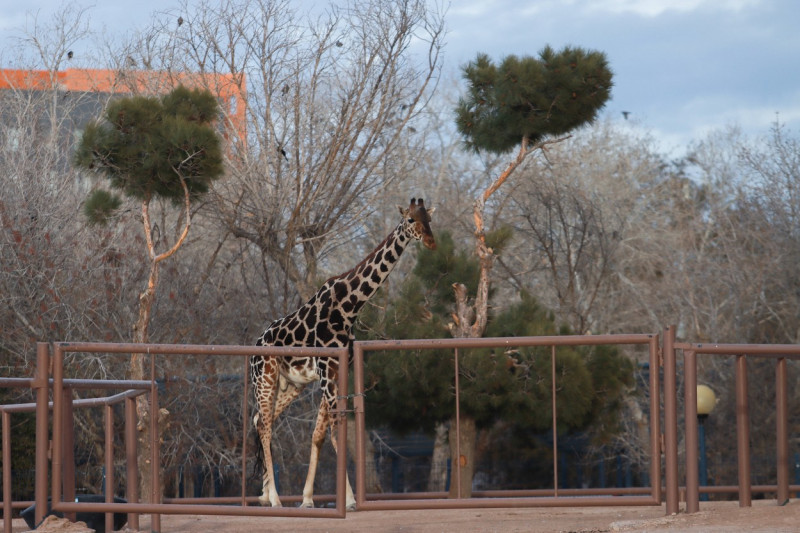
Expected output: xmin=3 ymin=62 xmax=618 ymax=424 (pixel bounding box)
xmin=0 ymin=68 xmax=247 ymax=143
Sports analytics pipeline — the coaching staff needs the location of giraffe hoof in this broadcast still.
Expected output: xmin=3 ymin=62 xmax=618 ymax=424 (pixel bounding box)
xmin=299 ymin=500 xmax=315 ymax=509
xmin=346 ymin=502 xmax=357 ymax=511
xmin=258 ymin=495 xmax=282 ymax=507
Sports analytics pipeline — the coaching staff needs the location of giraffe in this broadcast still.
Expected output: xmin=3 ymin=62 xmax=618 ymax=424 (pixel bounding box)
xmin=251 ymin=197 xmax=436 ymax=509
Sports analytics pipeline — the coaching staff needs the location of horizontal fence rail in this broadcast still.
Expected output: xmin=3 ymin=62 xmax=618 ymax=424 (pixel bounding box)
xmin=2 ymin=342 xmax=351 ymax=533
xmin=675 ymin=342 xmax=800 ymax=514
xmin=3 ymin=332 xmax=799 ymax=531
xmin=351 ymin=334 xmax=663 ymax=511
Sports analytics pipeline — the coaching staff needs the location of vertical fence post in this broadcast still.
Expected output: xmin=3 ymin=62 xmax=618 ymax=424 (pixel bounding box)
xmin=353 ymin=343 xmax=367 ymax=508
xmin=125 ymin=394 xmax=139 ymax=530
xmin=62 ymin=385 xmax=76 ymax=522
xmin=649 ymin=333 xmax=662 ymax=504
xmin=551 ymin=345 xmax=558 ymax=496
xmin=776 ymin=357 xmax=789 ymax=505
xmin=454 ymin=347 xmax=461 ymax=499
xmin=150 ymin=352 xmax=161 ymax=532
xmin=104 ymin=403 xmax=114 ymax=533
xmin=241 ymin=356 xmax=249 ymax=508
xmin=34 ymin=342 xmax=50 ymax=525
xmin=735 ymin=355 xmax=752 ymax=508
xmin=2 ymin=410 xmax=11 ymax=533
xmin=51 ymin=344 xmax=63 ymax=513
xmin=336 ymin=347 xmax=348 ymax=516
xmin=663 ymin=326 xmax=679 ymax=514
xmin=684 ymin=349 xmax=699 ymax=513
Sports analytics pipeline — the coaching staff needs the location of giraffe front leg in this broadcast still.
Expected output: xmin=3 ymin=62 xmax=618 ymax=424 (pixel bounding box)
xmin=328 ymin=416 xmax=357 ymax=510
xmin=254 ymin=412 xmax=282 ymax=508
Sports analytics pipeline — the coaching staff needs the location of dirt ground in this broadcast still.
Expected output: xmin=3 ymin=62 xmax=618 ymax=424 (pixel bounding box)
xmin=7 ymin=499 xmax=799 ymax=533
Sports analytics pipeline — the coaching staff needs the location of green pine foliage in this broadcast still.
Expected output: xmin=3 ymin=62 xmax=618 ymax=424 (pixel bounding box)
xmin=359 ymin=234 xmax=633 ymax=441
xmin=455 ymin=46 xmax=613 ymax=154
xmin=485 ymin=292 xmax=633 ymax=437
xmin=583 ymin=344 xmax=635 ymax=444
xmin=410 ymin=231 xmax=480 ymax=315
xmin=83 ymin=188 xmax=122 ymax=226
xmin=74 ymin=85 xmax=224 ymax=213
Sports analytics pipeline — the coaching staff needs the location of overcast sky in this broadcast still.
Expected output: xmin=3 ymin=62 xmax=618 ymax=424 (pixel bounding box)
xmin=2 ymin=0 xmax=798 ymax=157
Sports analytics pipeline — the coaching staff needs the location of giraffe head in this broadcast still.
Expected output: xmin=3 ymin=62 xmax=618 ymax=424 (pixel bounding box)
xmin=399 ymin=197 xmax=436 ymax=250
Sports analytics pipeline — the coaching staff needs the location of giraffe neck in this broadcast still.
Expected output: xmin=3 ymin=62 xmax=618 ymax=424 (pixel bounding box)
xmin=257 ymin=220 xmax=417 ymax=350
xmin=330 ymin=221 xmax=413 ymax=325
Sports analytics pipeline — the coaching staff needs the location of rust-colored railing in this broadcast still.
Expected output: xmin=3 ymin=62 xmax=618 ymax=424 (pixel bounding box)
xmin=4 ymin=331 xmax=798 ymax=531
xmin=351 ymin=334 xmax=664 ymax=511
xmin=3 ymin=335 xmax=666 ymax=532
xmin=1 ymin=342 xmax=349 ymax=533
xmin=674 ymin=339 xmax=800 ymax=514
xmin=0 ymin=377 xmax=148 ymax=533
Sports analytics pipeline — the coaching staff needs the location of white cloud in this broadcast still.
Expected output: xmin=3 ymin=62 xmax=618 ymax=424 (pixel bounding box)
xmin=586 ymin=0 xmax=760 ymax=17
xmin=0 ymin=12 xmax=29 ymax=34
xmin=448 ymin=0 xmax=503 ymax=18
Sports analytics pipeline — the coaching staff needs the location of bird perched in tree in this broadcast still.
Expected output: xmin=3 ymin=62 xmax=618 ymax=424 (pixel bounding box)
xmin=67 ymin=50 xmax=73 ymax=60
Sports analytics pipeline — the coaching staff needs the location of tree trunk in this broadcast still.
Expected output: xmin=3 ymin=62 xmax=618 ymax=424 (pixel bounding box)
xmin=128 ymin=194 xmax=188 ymax=503
xmin=444 ymin=203 xmax=496 ymax=500
xmin=130 ymin=286 xmax=171 ymax=503
xmin=444 ymin=136 xmax=553 ymax=498
xmin=427 ymin=422 xmax=449 ymax=492
xmin=347 ymin=422 xmax=383 ymax=494
xmin=447 ymin=415 xmax=476 ymax=498
xmin=130 ymin=259 xmax=162 ymax=504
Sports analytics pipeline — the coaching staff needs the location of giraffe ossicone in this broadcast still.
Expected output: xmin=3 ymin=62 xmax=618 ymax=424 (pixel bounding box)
xmin=251 ymin=197 xmax=436 ymax=509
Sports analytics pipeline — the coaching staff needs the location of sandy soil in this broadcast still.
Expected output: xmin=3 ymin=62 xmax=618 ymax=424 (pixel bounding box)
xmin=7 ymin=499 xmax=798 ymax=533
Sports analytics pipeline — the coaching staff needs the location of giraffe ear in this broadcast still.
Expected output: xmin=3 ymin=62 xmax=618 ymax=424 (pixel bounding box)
xmin=426 ymin=207 xmax=435 ymax=216
xmin=398 ymin=205 xmax=409 ymax=217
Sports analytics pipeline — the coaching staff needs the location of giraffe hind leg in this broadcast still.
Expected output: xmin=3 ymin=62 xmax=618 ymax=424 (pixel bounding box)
xmin=300 ymin=401 xmax=328 ymax=508
xmin=252 ymin=356 xmax=283 ymax=507
xmin=300 ymin=395 xmax=356 ymax=510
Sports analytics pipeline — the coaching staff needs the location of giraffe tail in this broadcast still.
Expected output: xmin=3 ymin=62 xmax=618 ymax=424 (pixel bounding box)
xmin=250 ymin=417 xmax=264 ymax=482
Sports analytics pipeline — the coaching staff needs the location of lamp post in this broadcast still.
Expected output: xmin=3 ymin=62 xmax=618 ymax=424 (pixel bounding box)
xmin=697 ymin=384 xmax=717 ymax=501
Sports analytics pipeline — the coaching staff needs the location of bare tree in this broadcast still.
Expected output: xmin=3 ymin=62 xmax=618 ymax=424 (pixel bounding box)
xmin=738 ymin=121 xmax=800 ymax=343
xmin=506 ymin=121 xmax=667 ymax=335
xmin=0 ymin=4 xmax=136 ymax=373
xmin=0 ymin=5 xmax=152 ymax=496
xmin=0 ymin=5 xmax=265 ymax=498
xmin=121 ymin=0 xmax=444 ymax=309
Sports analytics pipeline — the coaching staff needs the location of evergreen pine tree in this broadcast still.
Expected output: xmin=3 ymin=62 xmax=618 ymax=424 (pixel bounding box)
xmin=455 ymin=46 xmax=612 ymax=154
xmin=74 ymin=85 xmax=224 ymax=503
xmin=359 ymin=233 xmax=633 ymax=490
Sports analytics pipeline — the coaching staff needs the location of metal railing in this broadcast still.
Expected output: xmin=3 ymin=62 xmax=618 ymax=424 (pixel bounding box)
xmin=351 ymin=334 xmax=663 ymax=510
xmin=0 ymin=376 xmax=148 ymax=533
xmin=674 ymin=338 xmax=800 ymax=513
xmin=1 ymin=342 xmax=349 ymax=533
xmin=2 ymin=330 xmax=798 ymax=530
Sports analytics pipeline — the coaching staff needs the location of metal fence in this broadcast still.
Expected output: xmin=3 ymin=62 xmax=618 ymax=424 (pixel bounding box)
xmin=676 ymin=339 xmax=800 ymax=513
xmin=350 ymin=334 xmax=662 ymax=510
xmin=1 ymin=328 xmax=798 ymax=532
